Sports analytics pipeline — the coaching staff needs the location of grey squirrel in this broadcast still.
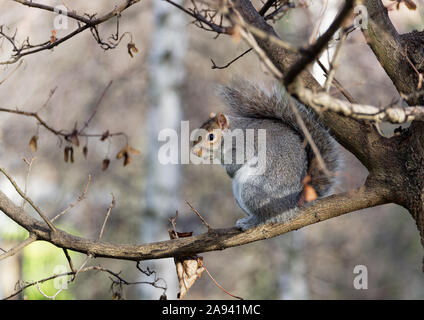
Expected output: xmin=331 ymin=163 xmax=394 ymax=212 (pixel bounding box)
xmin=191 ymin=80 xmax=341 ymax=230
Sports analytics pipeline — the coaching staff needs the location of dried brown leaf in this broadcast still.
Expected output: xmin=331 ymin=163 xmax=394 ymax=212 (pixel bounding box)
xmin=168 ymin=229 xmax=204 ymax=300
xmin=175 ymin=256 xmax=205 ymax=300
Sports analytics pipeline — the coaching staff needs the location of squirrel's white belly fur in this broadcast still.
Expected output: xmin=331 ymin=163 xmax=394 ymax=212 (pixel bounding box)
xmin=232 ymin=157 xmax=259 ymax=216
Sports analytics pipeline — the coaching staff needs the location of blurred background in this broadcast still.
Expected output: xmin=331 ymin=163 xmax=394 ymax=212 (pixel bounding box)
xmin=0 ymin=0 xmax=423 ymax=299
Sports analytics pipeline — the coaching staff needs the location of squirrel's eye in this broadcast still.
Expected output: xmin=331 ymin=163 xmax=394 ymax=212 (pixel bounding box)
xmin=208 ymin=133 xmax=215 ymax=141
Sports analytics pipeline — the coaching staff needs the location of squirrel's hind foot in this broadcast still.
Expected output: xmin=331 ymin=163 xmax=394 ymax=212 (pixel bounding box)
xmin=236 ymin=208 xmax=299 ymax=231
xmin=235 ymin=216 xmax=261 ymax=231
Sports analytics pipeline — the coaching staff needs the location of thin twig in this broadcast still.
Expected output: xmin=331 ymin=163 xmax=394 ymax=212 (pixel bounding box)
xmin=62 ymin=248 xmax=76 ymax=273
xmin=0 ymin=234 xmax=37 ymax=261
xmin=0 ymin=60 xmax=23 ymax=85
xmin=98 ymin=194 xmax=116 ymax=241
xmin=79 ymin=81 xmax=113 ymax=135
xmin=185 ymin=201 xmax=212 ymax=230
xmin=0 ymin=106 xmax=127 ymax=141
xmin=51 ymin=174 xmax=91 ymax=223
xmin=36 ymin=86 xmax=58 ymax=113
xmin=165 ymin=0 xmax=229 ymax=34
xmin=287 ymin=98 xmax=331 ymax=177
xmin=284 ymin=0 xmax=354 ymax=87
xmin=136 ymin=262 xmax=168 ymax=292
xmin=211 ymin=48 xmax=252 ymax=69
xmin=199 ymin=259 xmax=243 ymax=300
xmin=168 ymin=210 xmax=179 ymax=236
xmin=35 ymin=281 xmax=64 ymax=300
xmin=258 ymin=0 xmax=277 ymax=16
xmin=0 ymin=167 xmax=56 ymax=232
xmin=21 ymin=157 xmax=36 ymax=211
xmin=2 ymin=0 xmax=142 ymax=65
xmin=324 ymin=30 xmax=347 ymax=92
xmin=317 ymin=59 xmax=357 ymax=104
xmin=4 ymin=263 xmax=161 ymax=300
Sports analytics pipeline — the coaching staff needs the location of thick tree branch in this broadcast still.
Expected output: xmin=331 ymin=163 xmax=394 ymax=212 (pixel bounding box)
xmin=362 ymin=0 xmax=423 ymax=105
xmin=0 ymin=186 xmax=391 ymax=261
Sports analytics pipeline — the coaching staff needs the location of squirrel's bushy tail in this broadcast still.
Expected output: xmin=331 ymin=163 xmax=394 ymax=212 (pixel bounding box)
xmin=218 ymin=79 xmax=340 ymax=197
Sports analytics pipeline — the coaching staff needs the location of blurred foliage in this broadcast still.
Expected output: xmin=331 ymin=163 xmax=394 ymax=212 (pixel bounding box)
xmin=21 ymin=241 xmax=76 ymax=300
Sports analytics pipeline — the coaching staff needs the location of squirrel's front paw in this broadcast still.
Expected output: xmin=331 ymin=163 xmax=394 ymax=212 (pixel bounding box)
xmin=235 ymin=216 xmax=260 ymax=231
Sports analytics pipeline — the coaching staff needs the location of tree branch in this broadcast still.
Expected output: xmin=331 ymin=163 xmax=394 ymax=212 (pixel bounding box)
xmin=1 ymin=0 xmax=141 ymax=64
xmin=362 ymin=0 xmax=423 ymax=105
xmin=0 ymin=185 xmax=391 ymax=261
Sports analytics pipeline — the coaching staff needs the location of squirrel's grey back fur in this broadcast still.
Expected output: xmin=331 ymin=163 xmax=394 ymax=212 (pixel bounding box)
xmin=218 ymin=80 xmax=340 ymax=199
xmin=206 ymin=80 xmax=342 ymax=230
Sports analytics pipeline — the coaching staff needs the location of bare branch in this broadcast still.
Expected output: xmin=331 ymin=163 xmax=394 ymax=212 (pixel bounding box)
xmin=0 ymin=185 xmax=391 ymax=262
xmin=52 ymin=174 xmax=91 ymax=223
xmin=283 ymin=0 xmax=354 ymax=87
xmin=0 ymin=234 xmax=37 ymax=261
xmin=1 ymin=0 xmax=141 ymax=64
xmin=185 ymin=201 xmax=212 ymax=230
xmin=324 ymin=30 xmax=347 ymax=92
xmin=62 ymin=248 xmax=76 ymax=273
xmin=98 ymin=194 xmax=116 ymax=241
xmin=165 ymin=0 xmax=229 ymax=35
xmin=0 ymin=167 xmax=56 ymax=232
xmin=295 ymin=84 xmax=424 ymax=123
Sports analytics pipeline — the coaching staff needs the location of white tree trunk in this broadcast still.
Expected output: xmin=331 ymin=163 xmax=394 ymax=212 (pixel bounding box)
xmin=140 ymin=0 xmax=187 ymax=299
xmin=279 ymin=231 xmax=309 ymax=299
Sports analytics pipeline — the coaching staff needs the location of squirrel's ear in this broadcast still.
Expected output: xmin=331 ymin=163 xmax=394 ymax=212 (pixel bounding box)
xmin=217 ymin=113 xmax=229 ymax=129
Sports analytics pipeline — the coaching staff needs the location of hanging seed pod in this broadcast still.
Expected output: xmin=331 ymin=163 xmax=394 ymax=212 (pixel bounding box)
xmin=116 ymin=145 xmax=140 ymax=166
xmin=123 ymin=152 xmax=131 ymax=166
xmin=64 ymin=146 xmax=74 ymax=163
xmin=82 ymin=145 xmax=88 ymax=159
xmin=102 ymin=158 xmax=110 ymax=171
xmin=69 ymin=147 xmax=74 ymax=163
xmin=64 ymin=146 xmax=70 ymax=162
xmin=116 ymin=146 xmax=126 ymax=159
xmin=71 ymin=133 xmax=80 ymax=147
xmin=29 ymin=135 xmax=38 ymax=152
xmin=127 ymin=42 xmax=139 ymax=58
